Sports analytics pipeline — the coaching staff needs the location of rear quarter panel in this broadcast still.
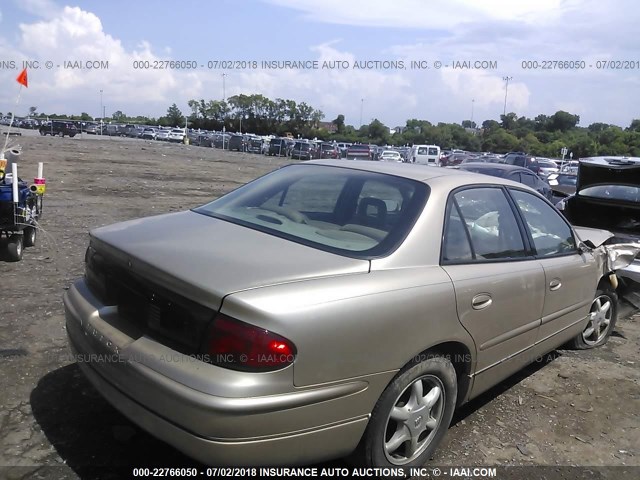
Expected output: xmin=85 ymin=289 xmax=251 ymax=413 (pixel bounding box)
xmin=221 ymin=266 xmax=473 ymax=387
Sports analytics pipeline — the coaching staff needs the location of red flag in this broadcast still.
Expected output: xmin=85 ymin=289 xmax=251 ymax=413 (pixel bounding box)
xmin=16 ymin=68 xmax=28 ymax=88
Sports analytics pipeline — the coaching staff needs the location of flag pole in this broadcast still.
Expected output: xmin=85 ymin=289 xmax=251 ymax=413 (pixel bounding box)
xmin=2 ymin=69 xmax=27 ymax=157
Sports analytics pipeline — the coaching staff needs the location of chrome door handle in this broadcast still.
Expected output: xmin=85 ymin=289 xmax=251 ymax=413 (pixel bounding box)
xmin=549 ymin=279 xmax=562 ymax=291
xmin=472 ymin=293 xmax=492 ymax=310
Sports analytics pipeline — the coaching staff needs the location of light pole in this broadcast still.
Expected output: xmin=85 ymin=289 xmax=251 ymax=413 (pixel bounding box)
xmin=222 ymin=73 xmax=226 ymax=103
xmin=100 ymin=89 xmax=103 ymax=131
xmin=222 ymin=73 xmax=227 ymax=149
xmin=359 ymin=98 xmax=364 ymax=128
xmin=471 ymin=98 xmax=475 ymax=126
xmin=502 ymin=76 xmax=512 ymax=117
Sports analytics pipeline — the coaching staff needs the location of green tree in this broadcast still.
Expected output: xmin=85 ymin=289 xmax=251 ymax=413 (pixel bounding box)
xmin=500 ymin=112 xmax=518 ymax=130
xmin=548 ymin=110 xmax=579 ymax=132
xmin=332 ymin=114 xmax=345 ymax=133
xmin=164 ymin=103 xmax=185 ymax=127
xmin=112 ymin=110 xmax=126 ymax=122
xmin=627 ymin=119 xmax=640 ymax=132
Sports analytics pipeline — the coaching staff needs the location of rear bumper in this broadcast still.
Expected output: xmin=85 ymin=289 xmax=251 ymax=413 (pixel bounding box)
xmin=63 ymin=279 xmax=375 ymax=465
xmin=72 ymin=350 xmax=368 ymax=465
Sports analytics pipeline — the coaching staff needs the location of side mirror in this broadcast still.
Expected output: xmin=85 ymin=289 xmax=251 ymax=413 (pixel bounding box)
xmin=579 ymin=240 xmax=596 ymax=253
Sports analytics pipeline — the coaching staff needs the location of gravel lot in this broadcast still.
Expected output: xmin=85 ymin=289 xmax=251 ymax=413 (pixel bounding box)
xmin=0 ymin=131 xmax=638 ymax=479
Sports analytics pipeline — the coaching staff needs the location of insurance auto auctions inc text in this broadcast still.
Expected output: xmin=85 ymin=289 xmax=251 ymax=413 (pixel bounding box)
xmin=258 ymin=59 xmax=498 ymax=70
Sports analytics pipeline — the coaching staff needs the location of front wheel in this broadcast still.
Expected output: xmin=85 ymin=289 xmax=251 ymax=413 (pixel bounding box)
xmin=570 ymin=288 xmax=617 ymax=349
xmin=358 ymin=356 xmax=457 ymax=468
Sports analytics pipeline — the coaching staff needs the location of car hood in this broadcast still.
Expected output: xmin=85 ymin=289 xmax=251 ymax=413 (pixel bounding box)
xmin=578 ymin=160 xmax=640 ymax=191
xmin=90 ymin=211 xmax=369 ymax=309
xmin=573 ymin=226 xmax=614 ymax=248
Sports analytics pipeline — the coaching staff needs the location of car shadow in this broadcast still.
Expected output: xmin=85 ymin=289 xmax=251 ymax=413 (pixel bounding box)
xmin=30 ymin=363 xmax=202 ymax=478
xmin=451 ymin=350 xmax=562 ymax=425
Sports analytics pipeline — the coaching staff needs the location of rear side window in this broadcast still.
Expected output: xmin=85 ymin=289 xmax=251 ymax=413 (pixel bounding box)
xmin=520 ymin=172 xmax=537 ymax=188
xmin=442 ymin=203 xmax=473 ymax=262
xmin=509 ymin=189 xmax=577 ymax=256
xmin=443 ymin=188 xmax=526 ymax=262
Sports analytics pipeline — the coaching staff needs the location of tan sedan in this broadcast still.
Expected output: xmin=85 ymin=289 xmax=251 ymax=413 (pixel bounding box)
xmin=64 ymin=160 xmax=618 ymax=468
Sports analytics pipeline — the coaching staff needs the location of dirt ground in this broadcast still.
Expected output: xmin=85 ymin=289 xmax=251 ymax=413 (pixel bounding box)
xmin=0 ymin=131 xmax=638 ymax=479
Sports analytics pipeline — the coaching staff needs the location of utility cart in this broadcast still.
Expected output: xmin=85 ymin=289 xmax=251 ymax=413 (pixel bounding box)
xmin=0 ymin=160 xmax=44 ymax=262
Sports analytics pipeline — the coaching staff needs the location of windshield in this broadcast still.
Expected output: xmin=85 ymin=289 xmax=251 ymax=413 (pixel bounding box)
xmin=194 ymin=164 xmax=429 ymax=258
xmin=579 ymin=185 xmax=640 ymax=202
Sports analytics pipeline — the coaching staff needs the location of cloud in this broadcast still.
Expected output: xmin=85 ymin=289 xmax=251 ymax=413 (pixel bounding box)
xmin=0 ymin=0 xmax=638 ymax=128
xmin=13 ymin=0 xmax=59 ymax=19
xmin=0 ymin=5 xmax=201 ymax=117
xmin=266 ymin=0 xmax=568 ymax=28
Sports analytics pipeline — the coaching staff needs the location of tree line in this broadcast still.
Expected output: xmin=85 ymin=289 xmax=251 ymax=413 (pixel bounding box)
xmin=14 ymin=93 xmax=640 ymax=158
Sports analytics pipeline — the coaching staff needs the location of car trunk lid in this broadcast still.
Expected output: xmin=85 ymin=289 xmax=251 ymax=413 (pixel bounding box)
xmin=89 ymin=210 xmax=369 ymax=311
xmin=578 ymin=159 xmax=640 ymax=191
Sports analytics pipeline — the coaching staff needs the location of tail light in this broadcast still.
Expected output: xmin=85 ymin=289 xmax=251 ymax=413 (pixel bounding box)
xmin=202 ymin=314 xmax=296 ymax=372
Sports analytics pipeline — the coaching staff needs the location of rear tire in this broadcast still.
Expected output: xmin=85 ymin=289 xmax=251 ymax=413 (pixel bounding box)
xmin=356 ymin=356 xmax=457 ymax=468
xmin=570 ymin=288 xmax=617 ymax=349
xmin=23 ymin=226 xmax=37 ymax=247
xmin=6 ymin=234 xmax=23 ymax=262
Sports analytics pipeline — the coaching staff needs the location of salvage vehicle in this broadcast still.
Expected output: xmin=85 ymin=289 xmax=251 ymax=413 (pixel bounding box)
xmin=557 ymin=156 xmax=640 ymax=284
xmin=65 ymin=160 xmax=626 ymax=468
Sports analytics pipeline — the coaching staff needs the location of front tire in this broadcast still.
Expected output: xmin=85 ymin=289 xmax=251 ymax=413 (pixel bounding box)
xmin=571 ymin=288 xmax=617 ymax=349
xmin=359 ymin=356 xmax=457 ymax=468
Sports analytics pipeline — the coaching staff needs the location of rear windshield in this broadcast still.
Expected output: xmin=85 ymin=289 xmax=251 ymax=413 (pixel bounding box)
xmin=349 ymin=145 xmax=370 ymax=152
xmin=194 ymin=164 xmax=429 ymax=258
xmin=579 ymin=185 xmax=640 ymax=202
xmin=460 ymin=167 xmax=507 ymax=178
xmin=538 ymin=160 xmax=558 ymax=168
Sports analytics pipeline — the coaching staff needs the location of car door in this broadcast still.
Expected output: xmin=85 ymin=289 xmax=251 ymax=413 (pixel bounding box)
xmin=508 ymin=189 xmax=598 ymax=348
xmin=440 ymin=187 xmax=546 ymax=398
xmin=519 ymin=170 xmax=547 ymax=197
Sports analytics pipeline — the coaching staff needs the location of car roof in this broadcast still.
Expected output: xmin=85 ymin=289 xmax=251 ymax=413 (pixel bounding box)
xmin=304 ymin=159 xmax=527 ymax=189
xmin=458 ymin=162 xmax=534 ymax=174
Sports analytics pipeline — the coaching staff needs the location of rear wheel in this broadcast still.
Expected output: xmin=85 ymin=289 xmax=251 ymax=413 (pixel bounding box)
xmin=358 ymin=356 xmax=457 ymax=468
xmin=6 ymin=234 xmax=23 ymax=262
xmin=23 ymin=226 xmax=37 ymax=247
xmin=571 ymin=288 xmax=617 ymax=349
